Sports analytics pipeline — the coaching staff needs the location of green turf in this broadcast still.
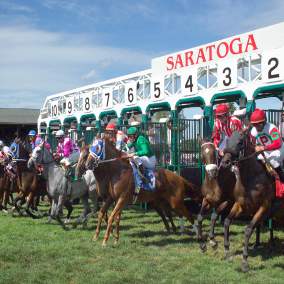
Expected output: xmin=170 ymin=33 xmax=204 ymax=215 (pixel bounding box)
xmin=0 ymin=205 xmax=283 ymax=284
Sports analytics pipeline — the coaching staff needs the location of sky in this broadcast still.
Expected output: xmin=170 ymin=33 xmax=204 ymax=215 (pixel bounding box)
xmin=0 ymin=0 xmax=284 ymax=109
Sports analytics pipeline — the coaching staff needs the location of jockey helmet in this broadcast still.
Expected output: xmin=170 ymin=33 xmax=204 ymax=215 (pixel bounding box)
xmin=28 ymin=130 xmax=37 ymax=136
xmin=106 ymin=123 xmax=116 ymax=131
xmin=0 ymin=140 xmax=4 ymax=147
xmin=55 ymin=130 xmax=65 ymax=137
xmin=127 ymin=127 xmax=138 ymax=136
xmin=250 ymin=108 xmax=266 ymax=124
xmin=215 ymin=104 xmax=229 ymax=116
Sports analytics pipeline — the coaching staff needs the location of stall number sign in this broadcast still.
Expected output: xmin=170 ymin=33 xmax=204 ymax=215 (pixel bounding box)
xmin=125 ymin=83 xmax=137 ymax=105
xmin=66 ymin=97 xmax=74 ymax=115
xmin=217 ymin=59 xmax=237 ymax=90
xmin=151 ymin=77 xmax=165 ymax=101
xmin=180 ymin=67 xmax=198 ymax=96
xmin=51 ymin=101 xmax=59 ymax=117
xmin=262 ymin=50 xmax=284 ymax=83
xmin=83 ymin=94 xmax=92 ymax=112
xmin=102 ymin=88 xmax=113 ymax=108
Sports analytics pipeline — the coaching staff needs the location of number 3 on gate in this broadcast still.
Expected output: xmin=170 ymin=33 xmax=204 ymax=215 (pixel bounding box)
xmin=262 ymin=49 xmax=284 ymax=83
xmin=218 ymin=59 xmax=237 ymax=90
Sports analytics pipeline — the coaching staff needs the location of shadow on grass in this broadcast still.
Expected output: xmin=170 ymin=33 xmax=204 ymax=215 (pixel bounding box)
xmin=142 ymin=236 xmax=196 ymax=247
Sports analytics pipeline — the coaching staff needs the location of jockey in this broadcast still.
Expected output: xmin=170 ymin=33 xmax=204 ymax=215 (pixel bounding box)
xmin=212 ymin=103 xmax=242 ymax=155
xmin=55 ymin=129 xmax=80 ymax=168
xmin=126 ymin=126 xmax=156 ymax=178
xmin=28 ymin=129 xmax=51 ymax=153
xmin=105 ymin=122 xmax=128 ymax=151
xmin=250 ymin=108 xmax=284 ymax=182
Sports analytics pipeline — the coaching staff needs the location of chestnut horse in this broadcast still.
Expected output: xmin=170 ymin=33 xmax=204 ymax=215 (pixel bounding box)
xmin=221 ymin=131 xmax=275 ymax=272
xmin=197 ymin=140 xmax=236 ymax=251
xmin=84 ymin=137 xmax=201 ymax=246
xmin=76 ymin=144 xmax=179 ymax=234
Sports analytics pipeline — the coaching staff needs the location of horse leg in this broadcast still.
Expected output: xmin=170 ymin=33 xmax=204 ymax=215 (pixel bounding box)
xmin=102 ymin=196 xmax=127 ymax=247
xmin=242 ymin=205 xmax=268 ymax=272
xmin=197 ymin=198 xmax=210 ymax=252
xmin=254 ymin=225 xmax=261 ymax=249
xmin=224 ymin=202 xmax=242 ymax=260
xmin=113 ymin=212 xmax=122 ymax=245
xmin=152 ymin=204 xmax=171 ymax=233
xmin=78 ymin=194 xmax=90 ymax=225
xmin=64 ymin=200 xmax=73 ymax=224
xmin=93 ymin=197 xmax=113 ymax=241
xmin=89 ymin=190 xmax=98 ymax=215
xmin=208 ymin=201 xmax=229 ymax=249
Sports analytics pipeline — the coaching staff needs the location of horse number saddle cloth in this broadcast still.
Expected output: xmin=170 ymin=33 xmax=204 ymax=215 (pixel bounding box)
xmin=130 ymin=162 xmax=156 ymax=193
xmin=264 ymin=162 xmax=284 ymax=198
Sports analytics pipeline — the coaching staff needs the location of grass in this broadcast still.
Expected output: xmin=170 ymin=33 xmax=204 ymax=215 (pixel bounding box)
xmin=0 ymin=204 xmax=284 ymax=284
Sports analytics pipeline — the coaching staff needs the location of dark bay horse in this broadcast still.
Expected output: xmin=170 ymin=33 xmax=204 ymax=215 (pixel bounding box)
xmin=10 ymin=140 xmax=47 ymax=218
xmin=76 ymin=144 xmax=179 ymax=234
xmin=197 ymin=140 xmax=236 ymax=251
xmin=221 ymin=131 xmax=275 ymax=272
xmin=84 ymin=137 xmax=201 ymax=246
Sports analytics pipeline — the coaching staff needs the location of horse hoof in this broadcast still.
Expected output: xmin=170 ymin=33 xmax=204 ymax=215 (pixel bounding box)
xmin=209 ymin=239 xmax=218 ymax=250
xmin=113 ymin=240 xmax=118 ymax=246
xmin=64 ymin=219 xmax=71 ymax=224
xmin=102 ymin=241 xmax=107 ymax=247
xmin=224 ymin=251 xmax=233 ymax=261
xmin=241 ymin=261 xmax=250 ymax=273
xmin=199 ymin=242 xmax=207 ymax=253
xmin=92 ymin=235 xmax=98 ymax=242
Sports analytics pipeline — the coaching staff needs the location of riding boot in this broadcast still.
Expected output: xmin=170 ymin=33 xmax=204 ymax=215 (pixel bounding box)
xmin=138 ymin=165 xmax=149 ymax=183
xmin=275 ymin=166 xmax=284 ymax=183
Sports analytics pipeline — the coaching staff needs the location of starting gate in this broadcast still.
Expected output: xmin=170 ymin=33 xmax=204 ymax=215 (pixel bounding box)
xmin=37 ymin=22 xmax=284 ymax=188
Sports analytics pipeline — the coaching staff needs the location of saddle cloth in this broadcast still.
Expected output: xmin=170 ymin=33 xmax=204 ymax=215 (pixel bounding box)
xmin=130 ymin=162 xmax=156 ymax=192
xmin=275 ymin=179 xmax=284 ymax=198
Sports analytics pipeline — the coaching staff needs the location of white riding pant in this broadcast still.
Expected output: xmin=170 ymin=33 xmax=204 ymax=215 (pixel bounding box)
xmin=60 ymin=151 xmax=80 ymax=167
xmin=134 ymin=155 xmax=157 ymax=170
xmin=257 ymin=145 xmax=284 ymax=168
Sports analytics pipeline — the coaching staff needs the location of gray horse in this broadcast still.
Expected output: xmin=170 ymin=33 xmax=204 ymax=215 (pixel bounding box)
xmin=27 ymin=143 xmax=98 ymax=228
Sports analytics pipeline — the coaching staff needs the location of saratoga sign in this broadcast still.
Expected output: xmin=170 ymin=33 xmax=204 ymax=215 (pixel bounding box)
xmin=152 ymin=22 xmax=284 ymax=74
xmin=166 ymin=34 xmax=257 ymax=71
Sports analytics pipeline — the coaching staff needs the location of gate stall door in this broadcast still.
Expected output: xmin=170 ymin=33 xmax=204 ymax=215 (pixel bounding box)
xmin=177 ymin=117 xmax=210 ymax=186
xmin=145 ymin=121 xmax=171 ymax=168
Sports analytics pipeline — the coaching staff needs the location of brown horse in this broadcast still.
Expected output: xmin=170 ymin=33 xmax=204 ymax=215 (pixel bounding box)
xmin=10 ymin=140 xmax=48 ymax=218
xmin=221 ymin=131 xmax=275 ymax=272
xmin=84 ymin=137 xmax=201 ymax=246
xmin=197 ymin=140 xmax=236 ymax=251
xmin=76 ymin=143 xmax=179 ymax=234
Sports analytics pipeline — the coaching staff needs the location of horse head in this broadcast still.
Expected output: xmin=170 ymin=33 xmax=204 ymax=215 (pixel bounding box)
xmin=85 ymin=137 xmax=122 ymax=171
xmin=27 ymin=142 xmax=53 ymax=169
xmin=201 ymin=139 xmax=218 ymax=179
xmin=221 ymin=131 xmax=246 ymax=169
xmin=76 ymin=144 xmax=90 ymax=178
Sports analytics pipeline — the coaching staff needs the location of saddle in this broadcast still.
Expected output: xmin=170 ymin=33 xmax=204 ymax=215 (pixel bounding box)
xmin=130 ymin=161 xmax=156 ymax=196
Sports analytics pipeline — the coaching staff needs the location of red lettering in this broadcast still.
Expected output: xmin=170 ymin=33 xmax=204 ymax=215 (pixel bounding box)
xmin=185 ymin=51 xmax=194 ymax=66
xmin=196 ymin=48 xmax=206 ymax=64
xmin=166 ymin=56 xmax=174 ymax=71
xmin=174 ymin=54 xmax=184 ymax=69
xmin=217 ymin=41 xmax=229 ymax=58
xmin=230 ymin=37 xmax=242 ymax=54
xmin=206 ymin=44 xmax=215 ymax=61
xmin=245 ymin=34 xmax=258 ymax=52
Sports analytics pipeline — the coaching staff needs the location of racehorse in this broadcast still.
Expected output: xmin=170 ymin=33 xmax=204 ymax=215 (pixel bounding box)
xmin=197 ymin=139 xmax=236 ymax=251
xmin=28 ymin=142 xmax=98 ymax=228
xmin=76 ymin=144 xmax=178 ymax=234
xmin=220 ymin=131 xmax=275 ymax=272
xmin=9 ymin=139 xmax=47 ymax=218
xmin=84 ymin=137 xmax=201 ymax=246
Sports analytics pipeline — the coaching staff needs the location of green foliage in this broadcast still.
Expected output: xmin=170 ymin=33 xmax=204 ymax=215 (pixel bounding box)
xmin=0 ymin=207 xmax=284 ymax=283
